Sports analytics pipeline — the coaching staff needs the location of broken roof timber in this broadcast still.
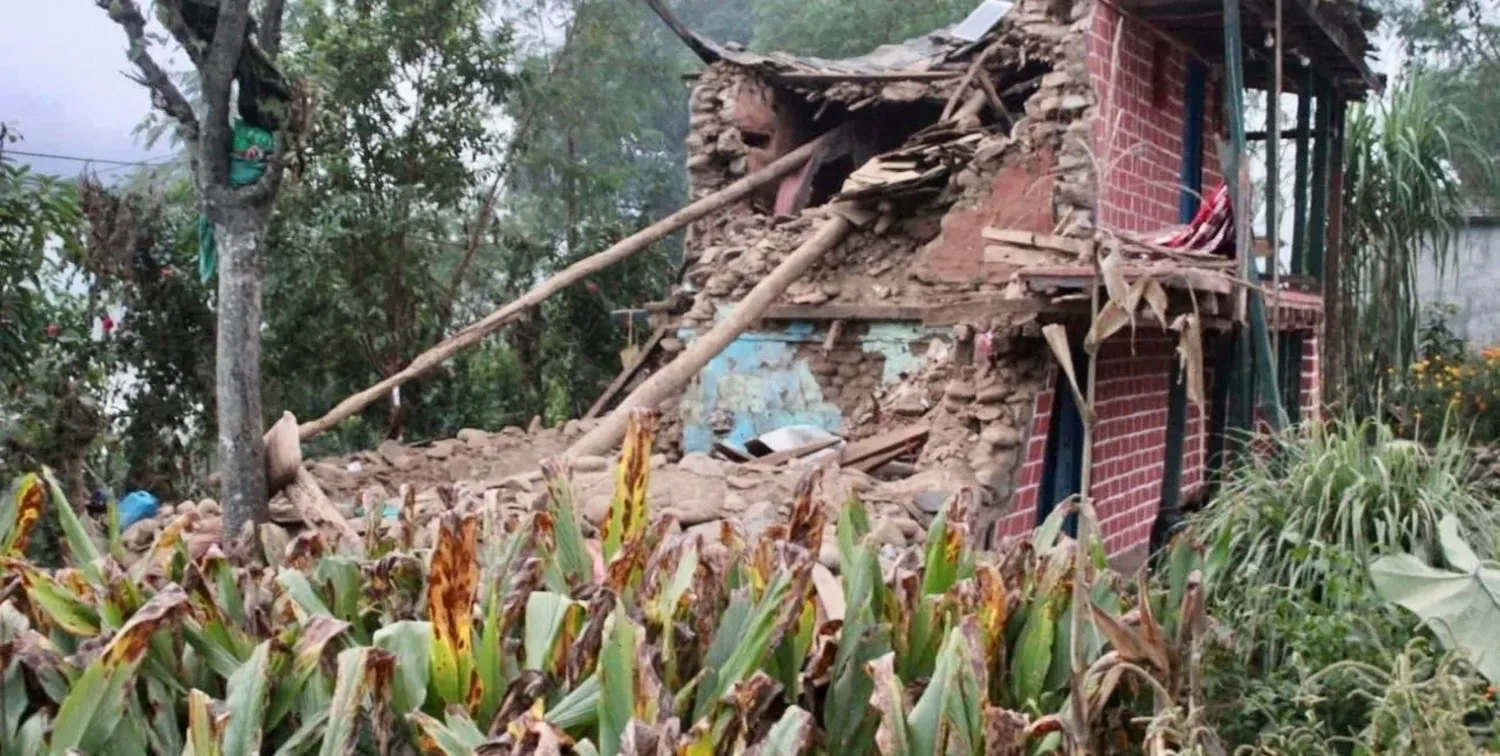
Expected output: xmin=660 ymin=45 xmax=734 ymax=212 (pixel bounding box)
xmin=1118 ymin=0 xmax=1381 ymax=94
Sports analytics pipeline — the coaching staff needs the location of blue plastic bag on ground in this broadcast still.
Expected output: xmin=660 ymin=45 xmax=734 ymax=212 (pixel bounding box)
xmin=118 ymin=490 xmax=160 ymax=530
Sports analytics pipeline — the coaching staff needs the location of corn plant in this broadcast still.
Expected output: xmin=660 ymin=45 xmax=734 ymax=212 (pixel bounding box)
xmin=0 ymin=409 xmax=1217 ymax=754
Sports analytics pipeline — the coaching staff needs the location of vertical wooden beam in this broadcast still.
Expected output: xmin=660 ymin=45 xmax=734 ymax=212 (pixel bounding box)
xmin=1290 ymin=72 xmax=1312 ymax=275
xmin=1180 ymin=60 xmax=1207 ymax=220
xmin=1221 ymin=0 xmax=1289 ymax=433
xmin=1307 ymin=75 xmax=1332 ymax=284
xmin=1322 ymin=97 xmax=1347 ymax=406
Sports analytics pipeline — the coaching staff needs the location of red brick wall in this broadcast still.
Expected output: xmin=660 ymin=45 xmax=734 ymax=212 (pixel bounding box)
xmin=1301 ymin=335 xmax=1321 ymax=421
xmin=998 ymin=331 xmax=1213 ymax=557
xmin=1088 ymin=5 xmax=1222 ymax=233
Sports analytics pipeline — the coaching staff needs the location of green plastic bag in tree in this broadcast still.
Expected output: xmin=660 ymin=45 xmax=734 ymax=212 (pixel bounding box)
xmin=199 ymin=121 xmax=276 ymax=282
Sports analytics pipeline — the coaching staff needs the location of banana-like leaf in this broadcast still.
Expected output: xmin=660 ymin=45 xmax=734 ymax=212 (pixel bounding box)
xmin=312 ymin=557 xmax=363 ymax=630
xmin=49 ymin=585 xmax=188 ymax=754
xmin=373 ymin=620 xmax=431 ymax=715
xmin=835 ymin=496 xmax=873 ymax=570
xmin=270 ymin=709 xmax=329 ymax=756
xmin=407 ymin=710 xmax=484 ymax=755
xmin=427 ymin=512 xmax=480 ymax=710
xmin=746 ymin=706 xmax=815 ymax=756
xmin=597 ymin=609 xmax=635 ymax=756
xmin=693 ymin=569 xmax=799 ymax=723
xmin=547 ymin=672 xmax=601 ymax=730
xmin=603 ymin=408 xmax=657 ymax=561
xmin=1010 ymin=589 xmax=1057 ymax=710
xmin=220 ymin=641 xmax=273 ymax=756
xmin=269 ymin=614 xmax=350 ymax=731
xmin=1371 ymin=521 xmax=1500 ymax=683
xmin=41 ymin=468 xmax=102 ymax=581
xmin=1 ymin=559 xmax=100 ymax=636
xmin=541 ymin=459 xmax=592 ymax=587
xmin=1 ymin=474 xmax=44 ymax=557
xmin=523 ymin=592 xmax=579 ymax=673
xmin=277 ymin=571 xmax=333 ymax=618
xmin=318 ymin=647 xmax=394 ymax=756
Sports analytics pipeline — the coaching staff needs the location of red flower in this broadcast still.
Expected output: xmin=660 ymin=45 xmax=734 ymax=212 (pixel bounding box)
xmin=45 ymin=323 xmax=58 ymax=337
xmin=102 ymin=315 xmax=115 ymax=334
xmin=160 ymin=267 xmax=174 ymax=280
xmin=586 ymin=282 xmax=601 ymax=294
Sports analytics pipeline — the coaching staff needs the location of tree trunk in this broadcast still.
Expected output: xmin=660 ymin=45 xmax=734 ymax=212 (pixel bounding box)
xmin=214 ymin=202 xmax=271 ymax=538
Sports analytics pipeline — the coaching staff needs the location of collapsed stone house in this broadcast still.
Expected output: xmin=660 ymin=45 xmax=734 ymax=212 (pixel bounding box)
xmin=609 ymin=0 xmax=1377 ymax=564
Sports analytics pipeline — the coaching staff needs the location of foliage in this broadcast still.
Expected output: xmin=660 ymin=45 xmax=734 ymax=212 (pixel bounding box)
xmin=1185 ymin=417 xmax=1499 ymax=667
xmin=0 ymin=130 xmax=83 ymax=387
xmin=1388 ymin=349 xmax=1500 ymax=445
xmin=747 ymin=0 xmax=975 ymax=58
xmin=1332 ymin=72 xmax=1489 ymax=415
xmin=1239 ymin=639 xmax=1498 ymax=755
xmin=1371 ymin=514 xmax=1500 ymax=685
xmin=262 ymin=0 xmax=519 ymax=447
xmin=1198 ymin=560 xmax=1417 ymax=748
xmin=0 ymin=411 xmax=1223 ymax=754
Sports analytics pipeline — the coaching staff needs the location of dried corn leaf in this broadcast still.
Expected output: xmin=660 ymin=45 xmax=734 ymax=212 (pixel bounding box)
xmin=1042 ymin=324 xmax=1095 ymax=425
xmin=1170 ymin=314 xmax=1205 ymax=411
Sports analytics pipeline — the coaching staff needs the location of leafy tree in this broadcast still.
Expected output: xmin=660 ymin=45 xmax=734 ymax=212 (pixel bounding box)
xmin=97 ymin=0 xmax=298 ymax=536
xmin=749 ymin=0 xmax=976 ymax=57
xmin=261 ymin=0 xmax=517 ymax=450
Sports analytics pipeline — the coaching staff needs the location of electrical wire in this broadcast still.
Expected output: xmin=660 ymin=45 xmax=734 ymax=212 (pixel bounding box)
xmin=1 ymin=148 xmax=174 ymax=167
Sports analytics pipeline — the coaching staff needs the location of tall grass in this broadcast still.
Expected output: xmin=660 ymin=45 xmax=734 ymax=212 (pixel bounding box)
xmin=1187 ymin=417 xmax=1498 ymax=663
xmin=1334 ymin=71 xmax=1488 ymax=414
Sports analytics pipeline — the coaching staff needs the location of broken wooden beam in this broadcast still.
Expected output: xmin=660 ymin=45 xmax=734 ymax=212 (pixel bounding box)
xmin=747 ymin=436 xmax=844 ymax=468
xmin=839 ymin=424 xmax=930 ymax=468
xmin=567 ymin=213 xmax=857 ymax=457
xmin=583 ymin=324 xmax=669 ymax=420
xmin=296 ymin=130 xmax=843 ymax=442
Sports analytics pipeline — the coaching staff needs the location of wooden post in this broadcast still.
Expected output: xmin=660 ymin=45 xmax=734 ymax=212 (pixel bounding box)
xmin=1290 ymin=71 xmax=1311 ymax=275
xmin=296 ymin=131 xmax=840 ymax=441
xmin=567 ymin=214 xmax=855 ymax=458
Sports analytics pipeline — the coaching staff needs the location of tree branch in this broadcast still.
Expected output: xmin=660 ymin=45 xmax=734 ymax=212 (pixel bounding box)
xmin=98 ymin=0 xmax=200 ymax=141
xmin=257 ymin=0 xmax=287 ymax=58
xmin=201 ymin=0 xmax=255 ymax=187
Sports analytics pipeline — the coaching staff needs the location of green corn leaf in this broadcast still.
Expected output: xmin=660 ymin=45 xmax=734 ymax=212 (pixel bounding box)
xmin=12 ymin=712 xmax=47 ymax=756
xmin=182 ymin=619 xmax=246 ymax=679
xmin=373 ymin=620 xmax=431 ymax=715
xmin=694 ymin=570 xmax=795 ymax=723
xmin=406 ymin=712 xmax=482 ymax=755
xmin=1034 ymin=499 xmax=1072 ymax=552
xmin=42 ymin=468 xmax=102 ymax=579
xmin=271 ymin=709 xmax=329 ymax=756
xmin=598 ymin=609 xmax=635 ymax=756
xmin=220 ymin=641 xmax=273 ymax=756
xmin=548 ymin=673 xmax=600 ymax=730
xmin=318 ymin=647 xmax=392 ymax=756
xmin=442 ymin=706 xmax=486 ymax=746
xmin=476 ymin=580 xmax=506 ymax=723
xmin=749 ymin=706 xmax=815 ymax=755
xmin=836 ymin=496 xmax=873 ymax=569
xmin=1010 ymin=592 xmax=1057 ymax=710
xmin=542 ymin=461 xmax=592 ymax=586
xmin=3 ymin=559 xmax=100 ymax=636
xmin=143 ymin=676 xmax=184 ymax=756
xmin=523 ymin=592 xmax=577 ymax=672
xmin=312 ymin=558 xmax=363 ymax=630
xmin=277 ymin=571 xmax=332 ymax=618
xmin=908 ymin=627 xmax=966 ymax=756
xmin=266 ymin=615 xmax=351 ymax=731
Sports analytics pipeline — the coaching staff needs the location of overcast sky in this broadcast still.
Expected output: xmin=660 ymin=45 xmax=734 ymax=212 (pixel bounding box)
xmin=1 ymin=2 xmax=177 ymax=178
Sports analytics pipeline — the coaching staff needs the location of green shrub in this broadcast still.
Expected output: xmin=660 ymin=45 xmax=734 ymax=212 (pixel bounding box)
xmin=1186 ymin=416 xmax=1498 ymax=665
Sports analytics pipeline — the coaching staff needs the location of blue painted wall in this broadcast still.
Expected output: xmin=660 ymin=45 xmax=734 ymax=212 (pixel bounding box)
xmin=677 ymin=316 xmax=947 ymax=453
